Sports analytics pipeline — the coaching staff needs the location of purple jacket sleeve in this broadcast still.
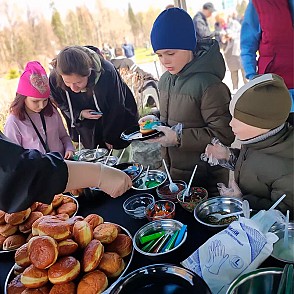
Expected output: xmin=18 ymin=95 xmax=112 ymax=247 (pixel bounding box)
xmin=0 ymin=133 xmax=68 ymax=213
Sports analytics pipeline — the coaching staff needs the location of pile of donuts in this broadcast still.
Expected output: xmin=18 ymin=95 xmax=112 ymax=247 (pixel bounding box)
xmin=7 ymin=212 xmax=133 ymax=294
xmin=0 ymin=194 xmax=77 ymax=252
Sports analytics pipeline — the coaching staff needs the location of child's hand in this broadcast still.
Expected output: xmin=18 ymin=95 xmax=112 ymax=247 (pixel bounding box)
xmin=64 ymin=150 xmax=74 ymax=159
xmin=201 ymin=138 xmax=230 ymax=166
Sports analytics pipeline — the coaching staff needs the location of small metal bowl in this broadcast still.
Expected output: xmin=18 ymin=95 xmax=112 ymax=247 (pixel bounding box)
xmin=73 ymin=149 xmax=90 ymax=161
xmin=114 ymin=162 xmax=144 ymax=183
xmin=270 ymin=221 xmax=294 ymax=263
xmin=145 ymin=200 xmax=175 ymax=222
xmin=132 ymin=170 xmax=167 ymax=191
xmin=194 ymin=196 xmax=243 ymax=229
xmin=156 ymin=180 xmax=187 ymax=202
xmin=96 ymin=155 xmax=118 ymax=166
xmin=133 ymin=219 xmax=187 ymax=260
xmin=226 ymin=267 xmax=283 ymax=294
xmin=78 ymin=148 xmax=108 ymax=162
xmin=123 ymin=194 xmax=155 ymax=219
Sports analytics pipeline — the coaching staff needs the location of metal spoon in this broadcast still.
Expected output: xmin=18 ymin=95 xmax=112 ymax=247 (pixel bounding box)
xmin=162 ymin=159 xmax=178 ymax=193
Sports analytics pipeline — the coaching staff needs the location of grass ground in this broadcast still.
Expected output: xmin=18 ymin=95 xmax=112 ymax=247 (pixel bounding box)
xmin=135 ymin=47 xmax=158 ymax=64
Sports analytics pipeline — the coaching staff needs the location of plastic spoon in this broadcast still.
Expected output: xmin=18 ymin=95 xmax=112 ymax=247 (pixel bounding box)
xmin=283 ymin=210 xmax=289 ymax=248
xmin=142 ymin=166 xmax=150 ymax=189
xmin=116 ymin=148 xmax=126 ymax=165
xmin=242 ymin=200 xmax=251 ymax=219
xmin=209 ymin=209 xmax=253 ymax=222
xmin=104 ymin=149 xmax=113 ymax=165
xmin=162 ymin=159 xmax=178 ymax=193
xmin=78 ymin=135 xmax=81 ymax=154
xmin=183 ymin=165 xmax=198 ymax=197
xmin=95 ymin=144 xmax=99 ymax=158
xmin=269 ymin=194 xmax=286 ymax=210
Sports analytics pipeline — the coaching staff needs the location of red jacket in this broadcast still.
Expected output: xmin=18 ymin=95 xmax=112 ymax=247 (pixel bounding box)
xmin=253 ymin=0 xmax=294 ymax=88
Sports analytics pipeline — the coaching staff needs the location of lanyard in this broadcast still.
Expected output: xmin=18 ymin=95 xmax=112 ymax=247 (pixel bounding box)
xmin=25 ymin=110 xmax=50 ymax=153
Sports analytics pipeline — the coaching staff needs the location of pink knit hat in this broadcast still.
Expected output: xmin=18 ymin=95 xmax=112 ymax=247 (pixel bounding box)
xmin=17 ymin=61 xmax=50 ymax=98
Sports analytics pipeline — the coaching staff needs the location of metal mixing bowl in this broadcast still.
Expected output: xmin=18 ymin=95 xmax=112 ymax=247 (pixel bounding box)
xmin=194 ymin=196 xmax=243 ymax=228
xmin=77 ymin=148 xmax=108 ymax=162
xmin=132 ymin=170 xmax=167 ymax=191
xmin=226 ymin=267 xmax=283 ymax=294
xmin=133 ymin=219 xmax=187 ymax=260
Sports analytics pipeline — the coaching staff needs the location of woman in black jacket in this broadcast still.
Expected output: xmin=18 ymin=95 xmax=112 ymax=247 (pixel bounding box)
xmin=49 ymin=46 xmax=138 ymax=157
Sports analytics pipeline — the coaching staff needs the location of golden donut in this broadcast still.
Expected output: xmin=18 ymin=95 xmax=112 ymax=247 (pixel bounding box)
xmin=93 ymin=223 xmax=118 ymax=244
xmin=82 ymin=239 xmax=104 ymax=272
xmin=48 ymin=256 xmax=80 ymax=285
xmin=28 ymin=236 xmax=58 ymax=269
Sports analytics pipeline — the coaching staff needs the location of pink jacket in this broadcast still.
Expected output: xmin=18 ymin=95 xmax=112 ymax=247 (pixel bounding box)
xmin=4 ymin=107 xmax=74 ymax=156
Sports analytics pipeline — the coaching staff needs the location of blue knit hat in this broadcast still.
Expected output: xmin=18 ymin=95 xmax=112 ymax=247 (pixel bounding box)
xmin=150 ymin=8 xmax=197 ymax=52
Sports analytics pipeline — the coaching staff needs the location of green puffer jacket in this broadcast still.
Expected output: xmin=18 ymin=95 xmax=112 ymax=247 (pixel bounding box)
xmin=158 ymin=39 xmax=235 ymax=195
xmin=235 ymin=125 xmax=293 ymax=215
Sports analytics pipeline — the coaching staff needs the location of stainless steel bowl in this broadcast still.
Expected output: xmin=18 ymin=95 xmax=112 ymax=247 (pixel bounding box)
xmin=133 ymin=219 xmax=187 ymax=259
xmin=78 ymin=148 xmax=108 ymax=162
xmin=109 ymin=264 xmax=211 ymax=294
xmin=132 ymin=170 xmax=167 ymax=191
xmin=226 ymin=267 xmax=283 ymax=294
xmin=194 ymin=196 xmax=243 ymax=228
xmin=270 ymin=221 xmax=294 ymax=263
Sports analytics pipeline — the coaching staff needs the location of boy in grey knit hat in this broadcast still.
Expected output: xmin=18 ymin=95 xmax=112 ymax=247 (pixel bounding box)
xmin=202 ymin=73 xmax=293 ymax=216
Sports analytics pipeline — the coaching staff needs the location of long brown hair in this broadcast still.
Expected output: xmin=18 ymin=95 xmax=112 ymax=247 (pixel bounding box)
xmin=10 ymin=94 xmax=54 ymax=121
xmin=51 ymin=46 xmax=98 ymax=95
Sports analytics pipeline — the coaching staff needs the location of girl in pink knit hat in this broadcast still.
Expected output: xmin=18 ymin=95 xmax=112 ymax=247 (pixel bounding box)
xmin=4 ymin=61 xmax=75 ymax=159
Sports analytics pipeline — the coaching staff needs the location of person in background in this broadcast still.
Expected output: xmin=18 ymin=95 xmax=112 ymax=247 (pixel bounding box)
xmin=111 ymin=47 xmax=155 ymax=80
xmin=4 ymin=61 xmax=75 ymax=159
xmin=240 ymin=0 xmax=293 ymax=124
xmin=192 ymin=2 xmax=218 ymax=40
xmin=0 ymin=131 xmax=132 ymax=213
xmin=202 ymin=74 xmax=293 ymax=216
xmin=100 ymin=42 xmax=113 ymax=61
xmin=142 ymin=8 xmax=234 ymax=196
xmin=49 ymin=46 xmax=138 ymax=162
xmin=216 ymin=13 xmax=247 ymax=94
xmin=122 ymin=37 xmax=135 ymax=61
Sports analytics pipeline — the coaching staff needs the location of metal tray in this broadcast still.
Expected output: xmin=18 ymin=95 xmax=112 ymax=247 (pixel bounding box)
xmin=0 ymin=195 xmax=78 ymax=254
xmin=4 ymin=223 xmax=133 ymax=294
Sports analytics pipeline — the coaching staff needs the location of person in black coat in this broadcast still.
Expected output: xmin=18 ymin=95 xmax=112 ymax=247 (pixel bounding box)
xmin=49 ymin=46 xmax=138 ymax=152
xmin=0 ymin=132 xmax=132 ymax=213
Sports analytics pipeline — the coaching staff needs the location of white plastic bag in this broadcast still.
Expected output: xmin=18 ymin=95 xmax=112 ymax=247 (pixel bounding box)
xmin=181 ymin=216 xmax=279 ymax=294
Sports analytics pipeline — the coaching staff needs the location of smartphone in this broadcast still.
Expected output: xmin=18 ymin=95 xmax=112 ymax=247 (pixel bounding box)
xmin=90 ymin=111 xmax=103 ymax=115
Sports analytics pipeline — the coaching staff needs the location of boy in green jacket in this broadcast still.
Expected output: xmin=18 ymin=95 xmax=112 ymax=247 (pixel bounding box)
xmin=202 ymin=73 xmax=293 ymax=216
xmin=141 ymin=8 xmax=234 ymax=196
